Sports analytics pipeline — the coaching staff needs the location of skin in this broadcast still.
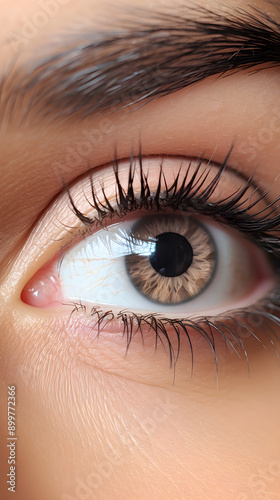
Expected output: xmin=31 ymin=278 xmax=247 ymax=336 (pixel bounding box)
xmin=1 ymin=1 xmax=280 ymax=499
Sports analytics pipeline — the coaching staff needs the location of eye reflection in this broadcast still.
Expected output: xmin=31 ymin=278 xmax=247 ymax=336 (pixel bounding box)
xmin=125 ymin=215 xmax=215 ymax=304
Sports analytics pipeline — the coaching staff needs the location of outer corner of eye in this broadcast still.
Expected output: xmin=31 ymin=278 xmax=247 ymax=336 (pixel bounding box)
xmin=21 ymin=257 xmax=64 ymax=309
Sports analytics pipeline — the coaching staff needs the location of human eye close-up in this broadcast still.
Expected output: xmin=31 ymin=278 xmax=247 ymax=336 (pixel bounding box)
xmin=1 ymin=1 xmax=280 ymax=500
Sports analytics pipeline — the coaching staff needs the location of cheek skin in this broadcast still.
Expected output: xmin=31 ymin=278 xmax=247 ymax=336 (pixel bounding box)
xmin=1 ymin=307 xmax=280 ymax=500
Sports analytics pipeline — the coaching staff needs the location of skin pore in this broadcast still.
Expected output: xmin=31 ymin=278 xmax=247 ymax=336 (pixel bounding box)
xmin=1 ymin=1 xmax=280 ymax=499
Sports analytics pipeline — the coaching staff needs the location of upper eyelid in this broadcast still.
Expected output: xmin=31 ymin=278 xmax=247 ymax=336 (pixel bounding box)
xmin=63 ymin=153 xmax=279 ymax=247
xmin=0 ymin=152 xmax=277 ymax=292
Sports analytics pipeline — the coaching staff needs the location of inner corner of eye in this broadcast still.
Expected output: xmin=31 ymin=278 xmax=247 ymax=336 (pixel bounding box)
xmin=21 ymin=213 xmax=275 ymax=318
xmin=21 ymin=256 xmax=64 ymax=309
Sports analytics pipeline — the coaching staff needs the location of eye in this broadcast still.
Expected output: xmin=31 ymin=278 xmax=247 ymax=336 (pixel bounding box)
xmin=21 ymin=155 xmax=275 ymax=323
xmin=41 ymin=212 xmax=271 ymax=317
xmin=20 ymin=153 xmax=280 ymax=375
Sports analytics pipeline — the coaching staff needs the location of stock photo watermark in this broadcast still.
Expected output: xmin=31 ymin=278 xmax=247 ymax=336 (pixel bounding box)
xmin=236 ymin=457 xmax=280 ymax=500
xmin=7 ymin=0 xmax=71 ymax=54
xmin=237 ymin=104 xmax=280 ymax=163
xmin=6 ymin=386 xmax=17 ymax=493
xmin=61 ymin=393 xmax=178 ymax=500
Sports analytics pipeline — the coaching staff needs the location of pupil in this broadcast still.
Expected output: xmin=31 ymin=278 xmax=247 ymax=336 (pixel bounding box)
xmin=149 ymin=232 xmax=193 ymax=277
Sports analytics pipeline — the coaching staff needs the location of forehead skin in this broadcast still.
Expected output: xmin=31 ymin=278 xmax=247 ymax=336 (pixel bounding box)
xmin=1 ymin=1 xmax=280 ymax=500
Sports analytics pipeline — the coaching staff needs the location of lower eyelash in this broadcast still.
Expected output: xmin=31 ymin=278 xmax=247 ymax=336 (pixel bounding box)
xmin=66 ymin=281 xmax=280 ymax=381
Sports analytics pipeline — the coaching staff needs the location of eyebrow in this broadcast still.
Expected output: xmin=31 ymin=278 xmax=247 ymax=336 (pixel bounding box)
xmin=2 ymin=4 xmax=280 ymax=127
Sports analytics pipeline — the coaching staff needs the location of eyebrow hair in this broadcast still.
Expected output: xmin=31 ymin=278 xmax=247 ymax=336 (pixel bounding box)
xmin=2 ymin=4 xmax=280 ymax=126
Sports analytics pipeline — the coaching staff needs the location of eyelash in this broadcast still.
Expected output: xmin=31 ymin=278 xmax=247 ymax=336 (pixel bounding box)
xmin=64 ymin=148 xmax=280 ymax=375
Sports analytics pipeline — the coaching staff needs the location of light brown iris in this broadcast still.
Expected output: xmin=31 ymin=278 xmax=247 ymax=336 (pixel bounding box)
xmin=126 ymin=214 xmax=216 ymax=304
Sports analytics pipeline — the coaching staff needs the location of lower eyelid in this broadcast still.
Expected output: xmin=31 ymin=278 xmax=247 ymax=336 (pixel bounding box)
xmin=16 ymin=290 xmax=280 ymax=388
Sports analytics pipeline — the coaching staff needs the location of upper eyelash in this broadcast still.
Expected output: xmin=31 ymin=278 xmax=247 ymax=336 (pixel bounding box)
xmin=67 ymin=147 xmax=280 ymax=257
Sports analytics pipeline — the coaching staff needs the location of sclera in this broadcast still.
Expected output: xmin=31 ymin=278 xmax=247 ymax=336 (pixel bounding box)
xmin=22 ymin=215 xmax=275 ymax=318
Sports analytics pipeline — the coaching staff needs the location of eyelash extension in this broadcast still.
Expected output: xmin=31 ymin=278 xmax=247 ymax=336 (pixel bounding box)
xmin=65 ymin=149 xmax=280 ymax=377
